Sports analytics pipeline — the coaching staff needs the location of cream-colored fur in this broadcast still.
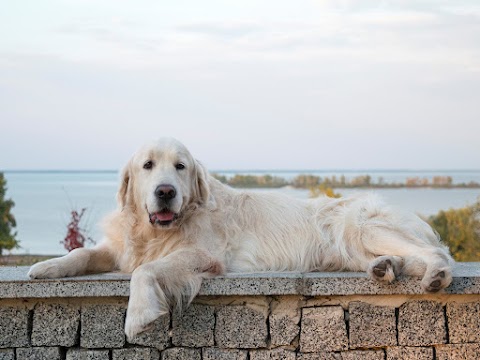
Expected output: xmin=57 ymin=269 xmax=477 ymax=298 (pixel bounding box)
xmin=28 ymin=137 xmax=454 ymax=339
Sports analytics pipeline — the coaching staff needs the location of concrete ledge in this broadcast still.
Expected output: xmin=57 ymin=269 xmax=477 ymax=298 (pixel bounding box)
xmin=1 ymin=263 xmax=479 ymax=299
xmin=3 ymin=264 xmax=480 ymax=359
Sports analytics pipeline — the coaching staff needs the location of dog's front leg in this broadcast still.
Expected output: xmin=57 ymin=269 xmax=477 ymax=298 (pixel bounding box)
xmin=28 ymin=244 xmax=116 ymax=279
xmin=125 ymin=247 xmax=223 ymax=340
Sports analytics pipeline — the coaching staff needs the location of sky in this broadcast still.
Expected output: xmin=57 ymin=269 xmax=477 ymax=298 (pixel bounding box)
xmin=0 ymin=0 xmax=479 ymax=171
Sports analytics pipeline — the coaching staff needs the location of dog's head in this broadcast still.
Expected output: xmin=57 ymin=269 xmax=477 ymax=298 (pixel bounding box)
xmin=117 ymin=138 xmax=210 ymax=229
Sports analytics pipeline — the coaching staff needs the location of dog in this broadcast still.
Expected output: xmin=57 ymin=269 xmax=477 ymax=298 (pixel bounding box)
xmin=29 ymin=137 xmax=454 ymax=339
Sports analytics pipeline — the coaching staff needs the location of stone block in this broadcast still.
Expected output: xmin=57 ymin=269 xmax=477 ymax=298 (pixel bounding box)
xmin=446 ymin=301 xmax=480 ymax=343
xmin=398 ymin=300 xmax=446 ymax=346
xmin=435 ymin=344 xmax=480 ymax=360
xmin=16 ymin=347 xmax=61 ymax=360
xmin=0 ymin=306 xmax=29 ymax=348
xmin=32 ymin=303 xmax=80 ymax=346
xmin=348 ymin=301 xmax=396 ymax=348
xmin=300 ymin=306 xmax=348 ymax=352
xmin=66 ymin=349 xmax=110 ymax=360
xmin=172 ymin=304 xmax=214 ymax=347
xmin=216 ymin=305 xmax=268 ymax=348
xmin=250 ymin=349 xmax=296 ymax=360
xmin=128 ymin=314 xmax=170 ymax=350
xmin=297 ymin=353 xmax=340 ymax=360
xmin=161 ymin=348 xmax=201 ymax=360
xmin=269 ymin=297 xmax=301 ymax=346
xmin=113 ymin=348 xmax=160 ymax=360
xmin=386 ymin=346 xmax=433 ymax=360
xmin=270 ymin=313 xmax=300 ymax=346
xmin=202 ymin=348 xmax=248 ymax=360
xmin=81 ymin=304 xmax=125 ymax=348
xmin=0 ymin=349 xmax=14 ymax=360
xmin=341 ymin=350 xmax=384 ymax=360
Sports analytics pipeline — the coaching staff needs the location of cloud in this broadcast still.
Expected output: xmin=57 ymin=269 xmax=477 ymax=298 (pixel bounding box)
xmin=38 ymin=3 xmax=477 ymax=74
xmin=53 ymin=19 xmax=163 ymax=55
xmin=1 ymin=1 xmax=480 ymax=169
xmin=176 ymin=22 xmax=262 ymax=39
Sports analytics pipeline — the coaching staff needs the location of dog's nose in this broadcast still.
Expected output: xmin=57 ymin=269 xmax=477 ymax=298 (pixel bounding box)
xmin=155 ymin=184 xmax=176 ymax=202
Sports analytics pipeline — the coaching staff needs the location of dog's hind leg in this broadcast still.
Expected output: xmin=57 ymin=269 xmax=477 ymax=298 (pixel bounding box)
xmin=361 ymin=226 xmax=453 ymax=292
xmin=402 ymin=249 xmax=453 ymax=292
xmin=340 ymin=196 xmax=454 ymax=292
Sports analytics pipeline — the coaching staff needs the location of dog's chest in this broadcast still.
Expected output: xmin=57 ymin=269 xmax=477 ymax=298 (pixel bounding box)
xmin=119 ymin=235 xmax=186 ymax=272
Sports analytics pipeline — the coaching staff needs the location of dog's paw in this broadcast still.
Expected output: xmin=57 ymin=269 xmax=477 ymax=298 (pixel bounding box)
xmin=421 ymin=267 xmax=452 ymax=293
xmin=368 ymin=256 xmax=403 ymax=283
xmin=125 ymin=306 xmax=165 ymax=341
xmin=28 ymin=259 xmax=67 ymax=279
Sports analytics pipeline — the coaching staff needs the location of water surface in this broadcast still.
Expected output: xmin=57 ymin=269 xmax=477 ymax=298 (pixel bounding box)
xmin=3 ymin=171 xmax=479 ymax=255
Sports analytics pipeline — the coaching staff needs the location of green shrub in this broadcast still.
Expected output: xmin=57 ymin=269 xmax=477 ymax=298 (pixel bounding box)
xmin=428 ymin=200 xmax=480 ymax=261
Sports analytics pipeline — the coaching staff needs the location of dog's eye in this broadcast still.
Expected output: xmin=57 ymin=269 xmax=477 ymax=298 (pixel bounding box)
xmin=143 ymin=161 xmax=153 ymax=170
xmin=175 ymin=163 xmax=185 ymax=170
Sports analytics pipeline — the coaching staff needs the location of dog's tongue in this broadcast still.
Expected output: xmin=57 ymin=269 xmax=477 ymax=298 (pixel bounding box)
xmin=153 ymin=211 xmax=175 ymax=222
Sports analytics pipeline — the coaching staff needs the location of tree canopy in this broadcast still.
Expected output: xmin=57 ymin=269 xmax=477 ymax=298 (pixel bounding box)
xmin=0 ymin=172 xmax=19 ymax=254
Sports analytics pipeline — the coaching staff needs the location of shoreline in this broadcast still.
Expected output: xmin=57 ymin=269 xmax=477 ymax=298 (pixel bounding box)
xmin=0 ymin=254 xmax=58 ymax=266
xmin=230 ymin=184 xmax=480 ymax=189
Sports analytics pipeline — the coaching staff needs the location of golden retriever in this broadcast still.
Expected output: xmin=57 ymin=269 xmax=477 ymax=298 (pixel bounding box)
xmin=29 ymin=137 xmax=454 ymax=339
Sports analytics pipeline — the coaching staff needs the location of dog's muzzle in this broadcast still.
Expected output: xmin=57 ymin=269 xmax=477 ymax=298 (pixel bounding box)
xmin=149 ymin=209 xmax=178 ymax=227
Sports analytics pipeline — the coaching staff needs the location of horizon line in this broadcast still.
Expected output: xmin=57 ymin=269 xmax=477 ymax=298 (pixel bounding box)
xmin=2 ymin=168 xmax=480 ymax=174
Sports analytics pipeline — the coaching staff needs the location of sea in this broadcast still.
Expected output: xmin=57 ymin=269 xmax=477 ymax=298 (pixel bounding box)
xmin=3 ymin=170 xmax=480 ymax=255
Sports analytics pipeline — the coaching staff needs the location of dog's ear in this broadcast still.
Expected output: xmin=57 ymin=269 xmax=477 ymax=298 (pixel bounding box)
xmin=117 ymin=160 xmax=133 ymax=209
xmin=194 ymin=160 xmax=215 ymax=209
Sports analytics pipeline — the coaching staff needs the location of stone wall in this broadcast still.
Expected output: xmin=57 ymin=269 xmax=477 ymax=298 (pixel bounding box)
xmin=1 ymin=264 xmax=480 ymax=360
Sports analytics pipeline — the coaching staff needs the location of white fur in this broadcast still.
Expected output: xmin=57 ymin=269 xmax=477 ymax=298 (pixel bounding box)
xmin=28 ymin=137 xmax=454 ymax=339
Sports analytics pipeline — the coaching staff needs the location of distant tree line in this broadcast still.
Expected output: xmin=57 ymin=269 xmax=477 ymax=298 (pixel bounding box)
xmin=222 ymin=174 xmax=288 ymax=188
xmin=212 ymin=173 xmax=480 ymax=189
